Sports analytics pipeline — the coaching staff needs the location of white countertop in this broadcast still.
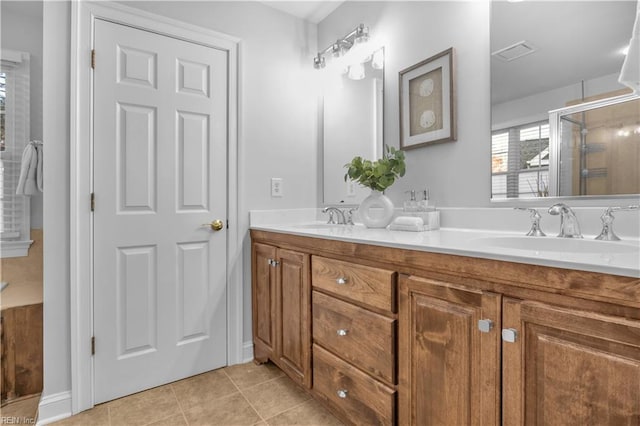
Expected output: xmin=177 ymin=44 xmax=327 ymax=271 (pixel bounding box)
xmin=250 ymin=221 xmax=640 ymax=278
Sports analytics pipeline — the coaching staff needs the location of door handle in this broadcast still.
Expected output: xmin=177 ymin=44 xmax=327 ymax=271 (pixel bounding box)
xmin=202 ymin=220 xmax=224 ymax=231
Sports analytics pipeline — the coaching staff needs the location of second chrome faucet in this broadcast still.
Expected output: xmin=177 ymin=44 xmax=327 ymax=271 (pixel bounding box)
xmin=548 ymin=203 xmax=582 ymax=238
xmin=518 ymin=203 xmax=639 ymax=240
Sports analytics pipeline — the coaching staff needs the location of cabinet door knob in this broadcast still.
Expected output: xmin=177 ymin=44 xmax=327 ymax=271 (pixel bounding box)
xmin=478 ymin=319 xmax=494 ymax=333
xmin=337 ymin=329 xmax=348 ymax=336
xmin=336 ymin=277 xmax=348 ymax=285
xmin=501 ymin=328 xmax=518 ymax=343
xmin=337 ymin=389 xmax=348 ymax=399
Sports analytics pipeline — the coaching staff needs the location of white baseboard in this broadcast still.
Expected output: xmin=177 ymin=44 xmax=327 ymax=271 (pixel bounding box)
xmin=34 ymin=344 xmax=253 ymax=425
xmin=242 ymin=341 xmax=254 ymax=363
xmin=36 ymin=391 xmax=72 ymax=425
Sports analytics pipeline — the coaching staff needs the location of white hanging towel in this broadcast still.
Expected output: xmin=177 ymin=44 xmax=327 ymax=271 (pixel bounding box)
xmin=36 ymin=142 xmax=43 ymax=191
xmin=15 ymin=141 xmax=40 ymax=195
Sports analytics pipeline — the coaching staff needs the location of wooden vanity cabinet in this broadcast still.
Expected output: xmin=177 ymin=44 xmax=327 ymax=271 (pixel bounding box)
xmin=502 ymin=298 xmax=640 ymax=425
xmin=311 ymin=256 xmax=397 ymax=426
xmin=251 ymin=242 xmax=311 ymax=388
xmin=251 ymin=230 xmax=640 ymax=425
xmin=398 ymin=275 xmax=502 ymax=426
xmin=399 ymin=274 xmax=640 ymax=426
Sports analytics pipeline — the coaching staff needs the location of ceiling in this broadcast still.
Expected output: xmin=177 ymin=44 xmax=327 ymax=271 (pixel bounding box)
xmin=491 ymin=1 xmax=637 ymax=105
xmin=259 ymin=1 xmax=344 ymax=24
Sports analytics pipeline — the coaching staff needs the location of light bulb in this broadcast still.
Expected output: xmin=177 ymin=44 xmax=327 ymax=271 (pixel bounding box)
xmin=348 ymin=63 xmax=365 ymax=80
xmin=371 ymin=49 xmax=384 ymax=70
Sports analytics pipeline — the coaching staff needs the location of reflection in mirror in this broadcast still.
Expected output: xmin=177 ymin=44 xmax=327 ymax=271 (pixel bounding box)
xmin=490 ymin=1 xmax=639 ymax=200
xmin=553 ymin=94 xmax=640 ymax=196
xmin=323 ymin=48 xmax=384 ymax=205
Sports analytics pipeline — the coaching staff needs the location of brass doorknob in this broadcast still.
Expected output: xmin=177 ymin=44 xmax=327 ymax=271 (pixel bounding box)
xmin=202 ymin=220 xmax=224 ymax=231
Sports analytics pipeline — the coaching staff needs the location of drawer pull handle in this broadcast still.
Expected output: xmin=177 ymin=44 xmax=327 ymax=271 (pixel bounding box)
xmin=337 ymin=389 xmax=348 ymax=399
xmin=336 ymin=277 xmax=348 ymax=285
xmin=336 ymin=329 xmax=348 ymax=336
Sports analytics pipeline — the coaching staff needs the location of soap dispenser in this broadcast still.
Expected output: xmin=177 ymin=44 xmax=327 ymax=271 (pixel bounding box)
xmin=417 ymin=189 xmax=430 ymax=211
xmin=404 ymin=190 xmax=418 ymax=212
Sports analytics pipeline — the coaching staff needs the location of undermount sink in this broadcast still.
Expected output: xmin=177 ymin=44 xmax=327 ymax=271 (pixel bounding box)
xmin=471 ymin=236 xmax=639 ymax=254
xmin=292 ymin=223 xmax=348 ymax=230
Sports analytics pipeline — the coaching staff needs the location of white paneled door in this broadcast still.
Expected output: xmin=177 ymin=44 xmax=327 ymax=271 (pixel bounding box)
xmin=93 ymin=19 xmax=228 ymax=403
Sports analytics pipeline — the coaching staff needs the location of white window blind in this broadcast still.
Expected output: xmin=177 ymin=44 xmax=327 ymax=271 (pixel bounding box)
xmin=1 ymin=51 xmax=32 ymax=257
xmin=491 ymin=121 xmax=549 ymax=198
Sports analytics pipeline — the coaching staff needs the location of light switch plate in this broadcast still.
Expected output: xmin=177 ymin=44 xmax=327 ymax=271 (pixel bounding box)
xmin=271 ymin=178 xmax=283 ymax=197
xmin=346 ymin=180 xmax=356 ymax=197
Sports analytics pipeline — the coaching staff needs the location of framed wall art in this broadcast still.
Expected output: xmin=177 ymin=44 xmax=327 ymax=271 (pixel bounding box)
xmin=399 ymin=47 xmax=456 ymax=150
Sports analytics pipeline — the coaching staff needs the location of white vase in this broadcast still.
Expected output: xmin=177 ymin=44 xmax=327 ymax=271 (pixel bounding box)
xmin=359 ymin=190 xmax=394 ymax=228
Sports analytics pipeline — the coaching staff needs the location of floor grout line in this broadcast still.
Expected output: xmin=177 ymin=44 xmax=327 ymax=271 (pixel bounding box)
xmin=231 ymin=372 xmax=314 ymax=425
xmin=260 ymin=398 xmax=313 ymax=425
xmin=167 ymin=383 xmax=189 ymax=426
xmin=222 ymin=368 xmax=268 ymax=424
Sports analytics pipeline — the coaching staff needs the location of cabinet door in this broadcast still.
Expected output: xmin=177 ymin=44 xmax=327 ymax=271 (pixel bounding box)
xmin=275 ymin=249 xmax=311 ymax=388
xmin=399 ymin=275 xmax=501 ymax=426
xmin=252 ymin=243 xmax=277 ymax=363
xmin=502 ymin=298 xmax=640 ymax=425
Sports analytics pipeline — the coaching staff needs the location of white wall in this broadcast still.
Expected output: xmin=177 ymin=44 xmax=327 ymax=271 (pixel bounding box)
xmin=1 ymin=1 xmax=43 ymax=228
xmin=42 ymin=0 xmax=318 ymax=409
xmin=42 ymin=0 xmax=72 ymax=407
xmin=318 ymin=1 xmax=492 ymax=208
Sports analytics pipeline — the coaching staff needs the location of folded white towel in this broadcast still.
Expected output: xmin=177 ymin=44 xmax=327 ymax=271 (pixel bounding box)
xmin=388 ymin=216 xmax=425 ymax=232
xmin=16 ymin=141 xmax=40 ymax=195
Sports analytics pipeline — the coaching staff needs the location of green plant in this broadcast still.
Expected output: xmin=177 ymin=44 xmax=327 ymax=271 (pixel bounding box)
xmin=344 ymin=145 xmax=406 ymax=192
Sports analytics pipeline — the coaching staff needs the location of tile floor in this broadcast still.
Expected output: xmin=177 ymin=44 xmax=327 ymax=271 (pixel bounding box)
xmin=51 ymin=362 xmax=344 ymax=426
xmin=1 ymin=394 xmax=40 ymax=424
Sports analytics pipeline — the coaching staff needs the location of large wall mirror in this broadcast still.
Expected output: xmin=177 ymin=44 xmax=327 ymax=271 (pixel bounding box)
xmin=322 ymin=48 xmax=384 ymax=205
xmin=490 ymin=1 xmax=640 ymax=200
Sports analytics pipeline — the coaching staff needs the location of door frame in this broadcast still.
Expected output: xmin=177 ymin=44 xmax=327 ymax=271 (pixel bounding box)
xmin=70 ymin=1 xmax=241 ymax=413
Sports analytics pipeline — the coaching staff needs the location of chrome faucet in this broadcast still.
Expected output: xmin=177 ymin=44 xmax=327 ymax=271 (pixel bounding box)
xmin=595 ymin=206 xmax=639 ymax=241
xmin=548 ymin=203 xmax=582 ymax=238
xmin=345 ymin=208 xmax=357 ymax=225
xmin=514 ymin=207 xmax=546 ymax=236
xmin=322 ymin=207 xmax=346 ymax=224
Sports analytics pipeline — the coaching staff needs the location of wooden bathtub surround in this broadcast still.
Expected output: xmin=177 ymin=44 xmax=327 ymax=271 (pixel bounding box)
xmin=1 ymin=228 xmax=44 ymax=405
xmin=251 ymin=229 xmax=640 ymax=425
xmin=1 ymin=303 xmax=43 ymax=403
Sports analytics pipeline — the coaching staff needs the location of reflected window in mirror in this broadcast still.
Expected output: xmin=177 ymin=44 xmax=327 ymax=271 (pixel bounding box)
xmin=491 ymin=122 xmax=549 ymax=199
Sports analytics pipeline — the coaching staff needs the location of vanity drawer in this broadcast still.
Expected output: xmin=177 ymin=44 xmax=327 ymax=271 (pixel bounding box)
xmin=313 ymin=344 xmax=396 ymax=426
xmin=313 ymin=291 xmax=396 ymax=385
xmin=312 ymin=256 xmax=396 ymax=313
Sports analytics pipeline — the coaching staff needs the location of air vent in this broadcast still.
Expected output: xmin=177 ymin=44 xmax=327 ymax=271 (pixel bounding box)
xmin=492 ymin=41 xmax=537 ymax=62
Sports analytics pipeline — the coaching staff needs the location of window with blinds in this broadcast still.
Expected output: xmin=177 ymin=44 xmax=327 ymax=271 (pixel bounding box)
xmin=1 ymin=51 xmax=32 ymax=257
xmin=491 ymin=121 xmax=549 ymax=199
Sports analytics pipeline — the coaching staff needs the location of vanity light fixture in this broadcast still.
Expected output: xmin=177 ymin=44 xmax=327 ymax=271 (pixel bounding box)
xmin=313 ymin=23 xmax=370 ymax=73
